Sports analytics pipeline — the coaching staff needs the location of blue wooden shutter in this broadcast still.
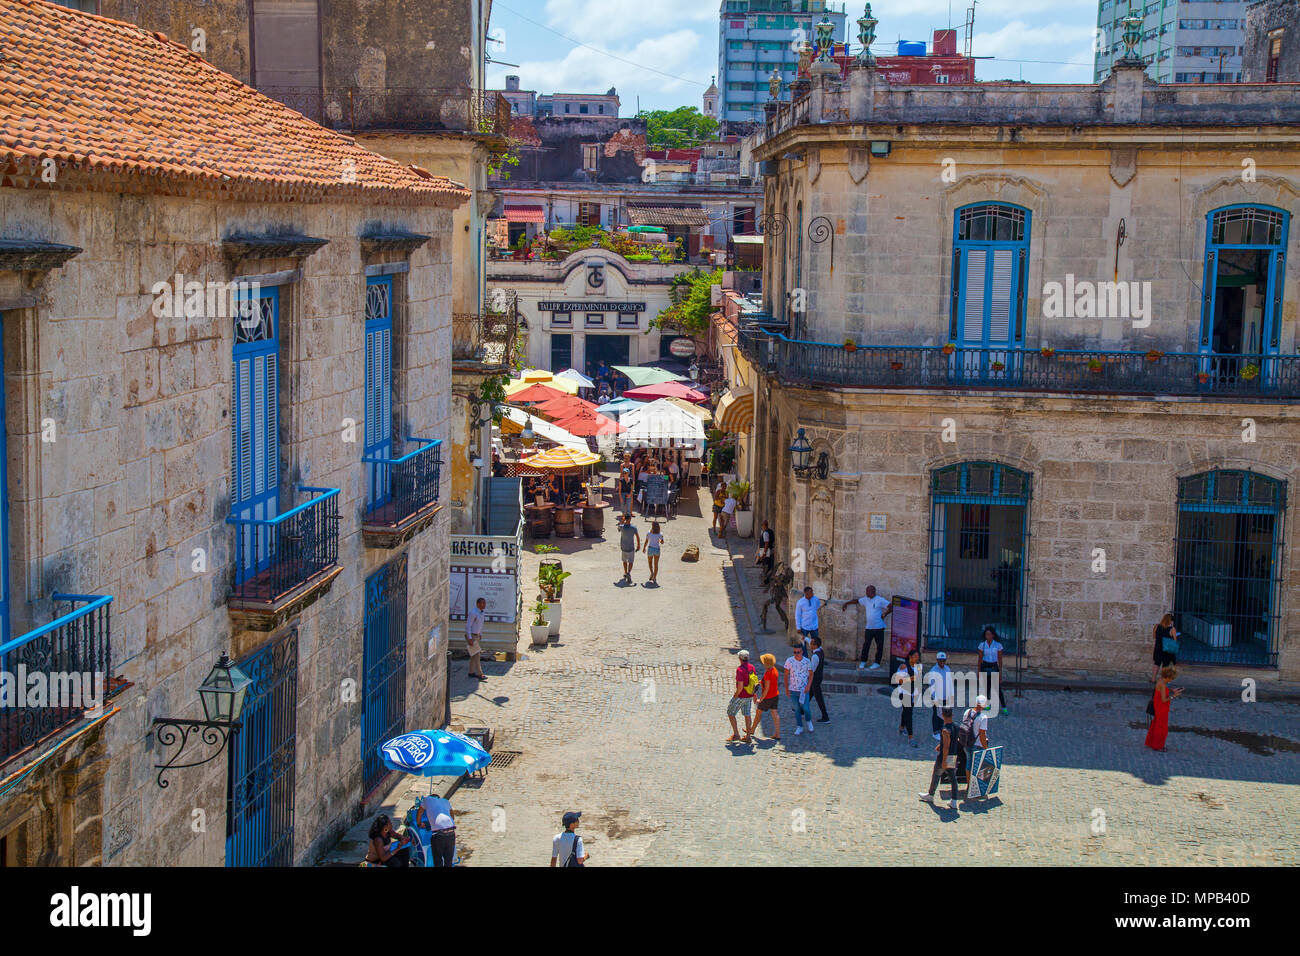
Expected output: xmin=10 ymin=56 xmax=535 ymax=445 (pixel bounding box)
xmin=364 ymin=277 xmax=394 ymax=508
xmin=232 ymin=288 xmax=280 ymax=580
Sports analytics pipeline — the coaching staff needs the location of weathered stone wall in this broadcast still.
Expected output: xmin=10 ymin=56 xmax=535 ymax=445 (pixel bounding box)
xmin=1244 ymin=0 xmax=1300 ymax=82
xmin=754 ymin=385 xmax=1300 ymax=680
xmin=763 ymin=140 xmax=1300 ymax=352
xmin=0 ymin=183 xmax=456 ymax=866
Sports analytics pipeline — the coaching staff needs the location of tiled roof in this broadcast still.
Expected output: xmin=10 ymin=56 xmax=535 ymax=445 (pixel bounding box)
xmin=0 ymin=0 xmax=470 ymax=205
xmin=627 ymin=204 xmax=709 ymax=227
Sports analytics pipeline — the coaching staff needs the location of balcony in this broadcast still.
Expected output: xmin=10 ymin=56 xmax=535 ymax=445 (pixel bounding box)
xmin=362 ymin=438 xmax=444 ymax=549
xmin=227 ymin=487 xmax=342 ymax=632
xmin=453 ymin=307 xmax=517 ymax=366
xmin=253 ymin=86 xmax=511 ymax=139
xmin=0 ymin=594 xmax=114 ymax=766
xmin=737 ymin=330 xmax=1300 ymax=401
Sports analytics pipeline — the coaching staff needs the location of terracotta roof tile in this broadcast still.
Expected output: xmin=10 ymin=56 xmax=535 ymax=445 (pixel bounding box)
xmin=0 ymin=0 xmax=470 ymax=206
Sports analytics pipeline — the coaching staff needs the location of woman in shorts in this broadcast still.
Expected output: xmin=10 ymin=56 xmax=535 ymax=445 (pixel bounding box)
xmin=745 ymin=653 xmax=783 ymax=742
xmin=643 ymin=521 xmax=665 ymax=585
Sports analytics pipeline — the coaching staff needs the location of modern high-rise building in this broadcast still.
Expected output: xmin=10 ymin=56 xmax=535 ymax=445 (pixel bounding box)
xmin=717 ymin=1 xmax=847 ymax=125
xmin=1093 ymin=0 xmax=1247 ymax=84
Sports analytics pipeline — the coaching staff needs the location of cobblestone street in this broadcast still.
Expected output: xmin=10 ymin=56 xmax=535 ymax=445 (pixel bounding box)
xmin=334 ymin=482 xmax=1300 ymax=867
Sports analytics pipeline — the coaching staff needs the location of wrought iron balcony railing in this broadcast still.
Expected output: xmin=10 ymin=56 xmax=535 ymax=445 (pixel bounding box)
xmin=0 ymin=594 xmax=113 ymax=765
xmin=227 ymin=487 xmax=341 ymax=604
xmin=254 ymin=86 xmax=511 ymax=137
xmin=453 ymin=306 xmax=517 ymax=364
xmin=362 ymin=438 xmax=443 ymax=530
xmin=737 ymin=330 xmax=1300 ymax=401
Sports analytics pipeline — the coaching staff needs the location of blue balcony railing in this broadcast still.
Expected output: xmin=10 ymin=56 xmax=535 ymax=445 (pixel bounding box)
xmin=227 ymin=487 xmax=341 ymax=603
xmin=737 ymin=329 xmax=1300 ymax=400
xmin=362 ymin=438 xmax=443 ymax=529
xmin=0 ymin=594 xmax=113 ymax=765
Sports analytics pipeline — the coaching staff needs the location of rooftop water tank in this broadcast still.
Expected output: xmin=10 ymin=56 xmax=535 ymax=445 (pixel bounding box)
xmin=897 ymin=40 xmax=926 ymax=57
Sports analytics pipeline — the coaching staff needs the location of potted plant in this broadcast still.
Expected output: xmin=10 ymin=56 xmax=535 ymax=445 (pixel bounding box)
xmin=528 ymin=600 xmax=551 ymax=647
xmin=1145 ymin=349 xmax=1164 ymax=362
xmin=534 ymin=544 xmax=569 ymax=636
xmin=941 ymin=342 xmax=957 ymax=355
xmin=728 ymin=479 xmax=754 ymax=538
xmin=990 ymin=360 xmax=1006 ymax=372
xmin=843 ymin=338 xmax=858 ymax=352
xmin=1087 ymin=358 xmax=1104 ymax=374
xmin=889 ymin=360 xmax=904 ymax=371
xmin=1241 ymin=362 xmax=1261 ymax=381
xmin=1196 ymin=371 xmax=1211 ymax=384
xmin=1040 ymin=346 xmax=1056 ymax=359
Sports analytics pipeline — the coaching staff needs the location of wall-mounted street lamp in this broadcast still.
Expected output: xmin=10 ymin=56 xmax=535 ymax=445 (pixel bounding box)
xmin=520 ymin=416 xmax=536 ymax=448
xmin=152 ymin=654 xmax=252 ymax=788
xmin=789 ymin=427 xmax=830 ymax=480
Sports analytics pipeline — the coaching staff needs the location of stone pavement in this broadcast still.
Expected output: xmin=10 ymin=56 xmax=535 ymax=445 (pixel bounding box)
xmin=322 ymin=479 xmax=1300 ymax=866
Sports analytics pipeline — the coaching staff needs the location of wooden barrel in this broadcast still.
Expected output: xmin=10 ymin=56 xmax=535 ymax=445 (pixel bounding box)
xmin=553 ymin=507 xmax=574 ymax=536
xmin=582 ymin=505 xmax=604 ymax=535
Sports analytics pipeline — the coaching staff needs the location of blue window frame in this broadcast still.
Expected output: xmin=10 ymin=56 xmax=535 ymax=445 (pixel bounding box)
xmin=364 ymin=277 xmax=394 ymax=510
xmin=926 ymin=462 xmax=1032 ymax=655
xmin=231 ymin=286 xmax=279 ymax=584
xmin=1173 ymin=470 xmax=1286 ymax=667
xmin=1200 ymin=205 xmax=1289 ymax=383
xmin=950 ymin=203 xmax=1031 ymax=376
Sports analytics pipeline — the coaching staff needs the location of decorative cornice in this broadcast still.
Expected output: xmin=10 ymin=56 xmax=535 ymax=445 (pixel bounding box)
xmin=360 ymin=230 xmax=432 ymax=255
xmin=0 ymin=238 xmax=83 ymax=273
xmin=222 ymin=233 xmax=329 ymax=264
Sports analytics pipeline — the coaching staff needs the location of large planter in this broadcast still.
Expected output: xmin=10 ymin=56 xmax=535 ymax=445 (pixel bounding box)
xmin=529 ymin=623 xmax=550 ymax=646
xmin=734 ymin=509 xmax=754 ymax=538
xmin=545 ymin=600 xmax=562 ymax=636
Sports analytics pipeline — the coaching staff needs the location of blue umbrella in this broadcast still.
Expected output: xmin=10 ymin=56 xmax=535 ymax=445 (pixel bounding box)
xmin=379 ymin=730 xmax=491 ymax=778
xmin=596 ymin=398 xmax=646 ymax=419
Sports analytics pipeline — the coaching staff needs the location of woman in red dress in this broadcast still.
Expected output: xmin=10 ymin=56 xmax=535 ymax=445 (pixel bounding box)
xmin=1145 ymin=666 xmax=1182 ymax=752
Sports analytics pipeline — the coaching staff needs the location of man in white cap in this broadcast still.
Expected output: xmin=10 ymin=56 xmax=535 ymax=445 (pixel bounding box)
xmin=925 ymin=651 xmax=955 ymax=741
xmin=957 ymin=695 xmax=991 ymax=803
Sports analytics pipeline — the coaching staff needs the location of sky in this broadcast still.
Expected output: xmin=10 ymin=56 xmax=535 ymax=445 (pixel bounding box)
xmin=485 ymin=0 xmax=1102 ymax=114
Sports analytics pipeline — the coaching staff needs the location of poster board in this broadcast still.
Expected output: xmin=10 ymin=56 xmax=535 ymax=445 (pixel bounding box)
xmin=889 ymin=596 xmax=922 ymax=660
xmin=967 ymin=746 xmax=1003 ymax=798
xmin=449 ymin=534 xmax=521 ymax=658
xmin=643 ymin=475 xmax=669 ymax=507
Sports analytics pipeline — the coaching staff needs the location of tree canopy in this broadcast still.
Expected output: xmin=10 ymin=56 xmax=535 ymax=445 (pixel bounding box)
xmin=652 ymin=267 xmax=723 ymax=336
xmin=639 ymin=107 xmax=720 ymax=149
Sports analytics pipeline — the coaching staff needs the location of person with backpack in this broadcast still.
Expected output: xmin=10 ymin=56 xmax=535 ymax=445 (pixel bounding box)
xmin=727 ymin=650 xmax=759 ymax=742
xmin=957 ymin=695 xmax=990 ymax=799
xmin=550 ymin=811 xmax=589 ymax=867
xmin=919 ymin=708 xmax=962 ymax=810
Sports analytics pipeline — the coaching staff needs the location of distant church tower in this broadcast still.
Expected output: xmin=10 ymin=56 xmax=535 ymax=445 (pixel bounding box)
xmin=703 ymin=76 xmax=719 ymax=120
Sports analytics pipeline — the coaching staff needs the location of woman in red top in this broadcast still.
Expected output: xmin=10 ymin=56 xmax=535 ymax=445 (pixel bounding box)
xmin=1145 ymin=666 xmax=1182 ymax=752
xmin=745 ymin=653 xmax=783 ymax=743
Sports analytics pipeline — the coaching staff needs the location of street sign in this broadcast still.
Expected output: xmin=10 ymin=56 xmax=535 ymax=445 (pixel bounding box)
xmin=668 ymin=337 xmax=696 ymax=358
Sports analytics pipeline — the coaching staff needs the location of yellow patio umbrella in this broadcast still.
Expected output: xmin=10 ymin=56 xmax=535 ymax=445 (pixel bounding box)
xmin=663 ymin=395 xmax=713 ymax=423
xmin=505 ymin=375 xmax=579 ymax=397
xmin=523 ymin=446 xmax=601 ymax=470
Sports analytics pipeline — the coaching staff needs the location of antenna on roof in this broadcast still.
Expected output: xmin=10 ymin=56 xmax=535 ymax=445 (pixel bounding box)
xmin=963 ymin=0 xmax=977 ymax=58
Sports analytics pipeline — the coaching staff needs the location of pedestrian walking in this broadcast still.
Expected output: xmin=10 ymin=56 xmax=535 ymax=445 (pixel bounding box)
xmin=956 ymin=694 xmax=990 ymax=797
xmin=618 ymin=512 xmax=640 ymax=584
xmin=465 ymin=596 xmax=488 ymax=680
xmin=756 ymin=520 xmax=776 ymax=581
xmin=1145 ymin=666 xmax=1182 ymax=752
xmin=1150 ymin=613 xmax=1179 ymax=682
xmin=895 ymin=648 xmax=922 ymax=748
xmin=919 ymin=708 xmax=962 ymax=810
xmin=642 ymin=521 xmax=665 ymax=586
xmin=794 ymin=586 xmax=821 ymax=650
xmin=710 ymin=480 xmax=727 ymax=534
xmin=760 ymin=562 xmax=793 ymax=632
xmin=551 ymin=811 xmax=589 ymax=867
xmin=417 ymin=793 xmax=457 ymax=867
xmin=719 ymin=489 xmax=738 ymax=537
xmin=616 ymin=471 xmax=634 ymax=516
xmin=926 ymin=651 xmax=955 ymax=740
xmin=808 ymin=635 xmax=829 ymax=722
xmin=745 ymin=653 xmax=782 ymax=741
xmin=784 ymin=644 xmax=815 ymax=735
xmin=727 ymin=650 xmax=758 ymax=742
xmin=842 ymin=585 xmax=892 ymax=671
xmin=977 ymin=627 xmax=1007 ymax=713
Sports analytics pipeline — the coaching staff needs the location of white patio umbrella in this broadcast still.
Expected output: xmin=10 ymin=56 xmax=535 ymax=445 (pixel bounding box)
xmin=554 ymin=367 xmax=596 ymax=389
xmin=619 ymin=399 xmax=707 ymax=445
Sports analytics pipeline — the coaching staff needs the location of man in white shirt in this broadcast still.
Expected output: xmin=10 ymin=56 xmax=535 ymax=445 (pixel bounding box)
xmin=719 ymin=493 xmax=738 ymax=537
xmin=793 ymin=586 xmax=821 ymax=650
xmin=978 ymin=627 xmax=1008 ymax=715
xmin=926 ymin=651 xmax=955 ymax=741
xmin=418 ymin=794 xmax=456 ymax=867
xmin=784 ymin=644 xmax=815 ymax=734
xmin=465 ymin=597 xmax=487 ymax=680
xmin=842 ymin=586 xmax=893 ymax=671
xmin=551 ymin=811 xmax=588 ymax=867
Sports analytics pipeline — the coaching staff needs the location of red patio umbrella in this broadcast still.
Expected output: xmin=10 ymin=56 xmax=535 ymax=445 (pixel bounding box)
xmin=551 ymin=410 xmax=625 ymax=436
xmin=533 ymin=395 xmax=599 ymax=419
xmin=621 ymin=381 xmax=708 ymax=403
xmin=509 ymin=383 xmax=571 ymax=405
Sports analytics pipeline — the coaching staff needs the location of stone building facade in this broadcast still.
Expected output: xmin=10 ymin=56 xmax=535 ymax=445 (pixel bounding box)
xmin=741 ymin=63 xmax=1300 ymax=681
xmin=0 ymin=0 xmax=466 ymax=865
xmin=1243 ymin=0 xmax=1300 ymax=82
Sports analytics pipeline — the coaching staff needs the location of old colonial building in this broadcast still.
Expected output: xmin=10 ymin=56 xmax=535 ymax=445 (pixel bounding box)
xmin=0 ymin=0 xmax=466 ymax=864
xmin=742 ymin=54 xmax=1300 ymax=682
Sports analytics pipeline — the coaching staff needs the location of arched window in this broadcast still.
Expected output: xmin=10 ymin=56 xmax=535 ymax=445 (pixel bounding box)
xmin=1174 ymin=469 xmax=1286 ymax=666
xmin=950 ymin=203 xmax=1031 ymax=369
xmin=1201 ymin=206 xmax=1289 ymax=381
xmin=926 ymin=462 xmax=1032 ymax=654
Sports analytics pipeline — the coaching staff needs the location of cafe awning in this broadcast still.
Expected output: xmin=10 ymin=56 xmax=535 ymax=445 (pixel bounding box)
xmin=716 ymin=388 xmax=754 ymax=434
xmin=627 ymin=204 xmax=709 ymax=228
